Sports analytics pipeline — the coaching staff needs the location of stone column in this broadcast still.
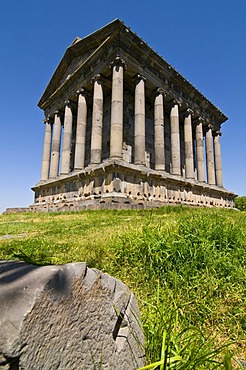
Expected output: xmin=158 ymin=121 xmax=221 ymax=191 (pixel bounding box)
xmin=205 ymin=124 xmax=216 ymax=185
xmin=184 ymin=108 xmax=194 ymax=179
xmin=213 ymin=130 xmax=223 ymax=187
xmin=195 ymin=117 xmax=205 ymax=182
xmin=91 ymin=74 xmax=103 ymax=164
xmin=74 ymin=88 xmax=87 ymax=170
xmin=110 ymin=57 xmax=126 ymax=159
xmin=40 ymin=116 xmax=52 ymax=181
xmin=60 ymin=100 xmax=73 ymax=175
xmin=154 ymin=88 xmax=165 ymax=171
xmin=134 ymin=74 xmax=146 ymax=165
xmin=49 ymin=111 xmax=62 ymax=178
xmin=170 ymin=100 xmax=181 ymax=175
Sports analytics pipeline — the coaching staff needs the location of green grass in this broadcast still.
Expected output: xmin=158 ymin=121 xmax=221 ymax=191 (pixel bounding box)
xmin=0 ymin=207 xmax=245 ymax=368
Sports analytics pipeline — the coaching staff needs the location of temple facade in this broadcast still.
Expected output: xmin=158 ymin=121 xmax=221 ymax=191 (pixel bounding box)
xmin=31 ymin=19 xmax=235 ymax=211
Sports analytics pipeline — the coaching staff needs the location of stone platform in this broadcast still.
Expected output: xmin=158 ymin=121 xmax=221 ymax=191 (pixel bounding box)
xmin=31 ymin=159 xmax=235 ymax=212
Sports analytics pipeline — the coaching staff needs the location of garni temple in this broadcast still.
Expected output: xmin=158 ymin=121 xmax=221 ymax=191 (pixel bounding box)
xmin=30 ymin=19 xmax=235 ymax=211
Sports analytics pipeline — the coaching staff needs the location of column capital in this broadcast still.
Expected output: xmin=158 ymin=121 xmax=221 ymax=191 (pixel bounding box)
xmin=64 ymin=100 xmax=72 ymax=108
xmin=213 ymin=130 xmax=222 ymax=137
xmin=76 ymin=87 xmax=87 ymax=96
xmin=64 ymin=100 xmax=76 ymax=111
xmin=154 ymin=87 xmax=167 ymax=97
xmin=135 ymin=73 xmax=146 ymax=83
xmin=204 ymin=123 xmax=214 ymax=132
xmin=92 ymin=74 xmax=102 ymax=84
xmin=42 ymin=115 xmax=52 ymax=124
xmin=184 ymin=108 xmax=194 ymax=118
xmin=109 ymin=56 xmax=127 ymax=69
xmin=194 ymin=116 xmax=205 ymax=125
xmin=54 ymin=110 xmax=62 ymax=118
xmin=170 ymin=99 xmax=181 ymax=108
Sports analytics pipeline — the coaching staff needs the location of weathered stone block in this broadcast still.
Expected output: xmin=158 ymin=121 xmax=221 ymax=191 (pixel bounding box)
xmin=0 ymin=261 xmax=145 ymax=369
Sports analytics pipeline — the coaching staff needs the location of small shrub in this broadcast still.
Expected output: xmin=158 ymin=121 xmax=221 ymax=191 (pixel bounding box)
xmin=235 ymin=196 xmax=246 ymax=211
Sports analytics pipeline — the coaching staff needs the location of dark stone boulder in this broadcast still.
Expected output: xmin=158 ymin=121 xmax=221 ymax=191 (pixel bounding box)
xmin=0 ymin=261 xmax=145 ymax=369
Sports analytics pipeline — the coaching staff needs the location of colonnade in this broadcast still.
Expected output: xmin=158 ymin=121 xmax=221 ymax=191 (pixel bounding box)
xmin=40 ymin=58 xmax=223 ymax=187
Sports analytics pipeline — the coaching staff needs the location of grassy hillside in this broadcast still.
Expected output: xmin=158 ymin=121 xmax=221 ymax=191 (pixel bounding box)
xmin=0 ymin=207 xmax=245 ymax=369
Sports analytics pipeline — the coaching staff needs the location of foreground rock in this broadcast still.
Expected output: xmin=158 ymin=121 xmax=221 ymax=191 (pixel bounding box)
xmin=0 ymin=260 xmax=145 ymax=369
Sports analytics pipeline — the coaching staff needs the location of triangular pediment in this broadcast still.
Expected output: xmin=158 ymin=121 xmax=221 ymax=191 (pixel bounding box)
xmin=59 ymin=47 xmax=99 ymax=86
xmin=38 ymin=19 xmax=123 ymax=108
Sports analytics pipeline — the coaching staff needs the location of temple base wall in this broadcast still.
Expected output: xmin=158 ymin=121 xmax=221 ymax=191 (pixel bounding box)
xmin=30 ymin=160 xmax=235 ymax=212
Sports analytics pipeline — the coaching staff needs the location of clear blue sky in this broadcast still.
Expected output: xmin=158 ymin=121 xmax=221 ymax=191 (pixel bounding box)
xmin=0 ymin=0 xmax=245 ymax=213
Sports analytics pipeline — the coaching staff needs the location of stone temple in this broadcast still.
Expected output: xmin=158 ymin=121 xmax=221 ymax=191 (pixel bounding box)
xmin=31 ymin=19 xmax=235 ymax=211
